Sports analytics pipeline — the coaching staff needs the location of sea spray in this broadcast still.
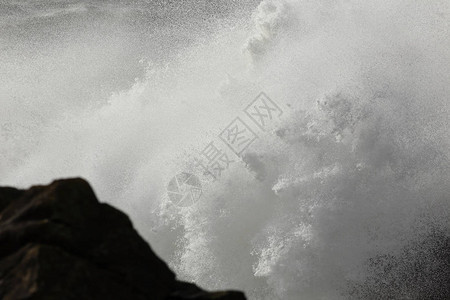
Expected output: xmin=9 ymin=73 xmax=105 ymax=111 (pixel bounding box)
xmin=1 ymin=0 xmax=449 ymax=299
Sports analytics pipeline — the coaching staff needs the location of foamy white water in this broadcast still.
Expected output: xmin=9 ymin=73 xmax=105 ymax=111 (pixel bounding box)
xmin=1 ymin=1 xmax=450 ymax=299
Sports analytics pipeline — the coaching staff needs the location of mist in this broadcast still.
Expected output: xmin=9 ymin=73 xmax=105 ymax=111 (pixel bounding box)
xmin=1 ymin=0 xmax=450 ymax=299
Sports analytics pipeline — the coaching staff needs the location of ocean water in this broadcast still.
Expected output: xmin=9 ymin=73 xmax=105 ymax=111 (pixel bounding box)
xmin=1 ymin=0 xmax=450 ymax=299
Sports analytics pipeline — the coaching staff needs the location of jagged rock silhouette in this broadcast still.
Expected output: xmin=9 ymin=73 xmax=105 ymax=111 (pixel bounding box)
xmin=0 ymin=178 xmax=246 ymax=300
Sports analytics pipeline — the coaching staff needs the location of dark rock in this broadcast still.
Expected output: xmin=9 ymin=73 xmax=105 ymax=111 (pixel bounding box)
xmin=0 ymin=178 xmax=246 ymax=300
xmin=167 ymin=281 xmax=245 ymax=299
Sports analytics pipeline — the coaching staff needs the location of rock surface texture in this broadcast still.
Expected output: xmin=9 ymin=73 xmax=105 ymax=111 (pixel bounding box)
xmin=0 ymin=178 xmax=246 ymax=300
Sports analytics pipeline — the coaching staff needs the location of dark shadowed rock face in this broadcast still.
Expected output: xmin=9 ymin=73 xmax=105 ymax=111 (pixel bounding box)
xmin=0 ymin=178 xmax=246 ymax=300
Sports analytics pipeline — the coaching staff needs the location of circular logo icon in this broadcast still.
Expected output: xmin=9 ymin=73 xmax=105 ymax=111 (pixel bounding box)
xmin=167 ymin=172 xmax=202 ymax=207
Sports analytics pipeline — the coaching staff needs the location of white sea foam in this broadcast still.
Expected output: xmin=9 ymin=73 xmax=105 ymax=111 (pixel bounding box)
xmin=1 ymin=0 xmax=450 ymax=299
